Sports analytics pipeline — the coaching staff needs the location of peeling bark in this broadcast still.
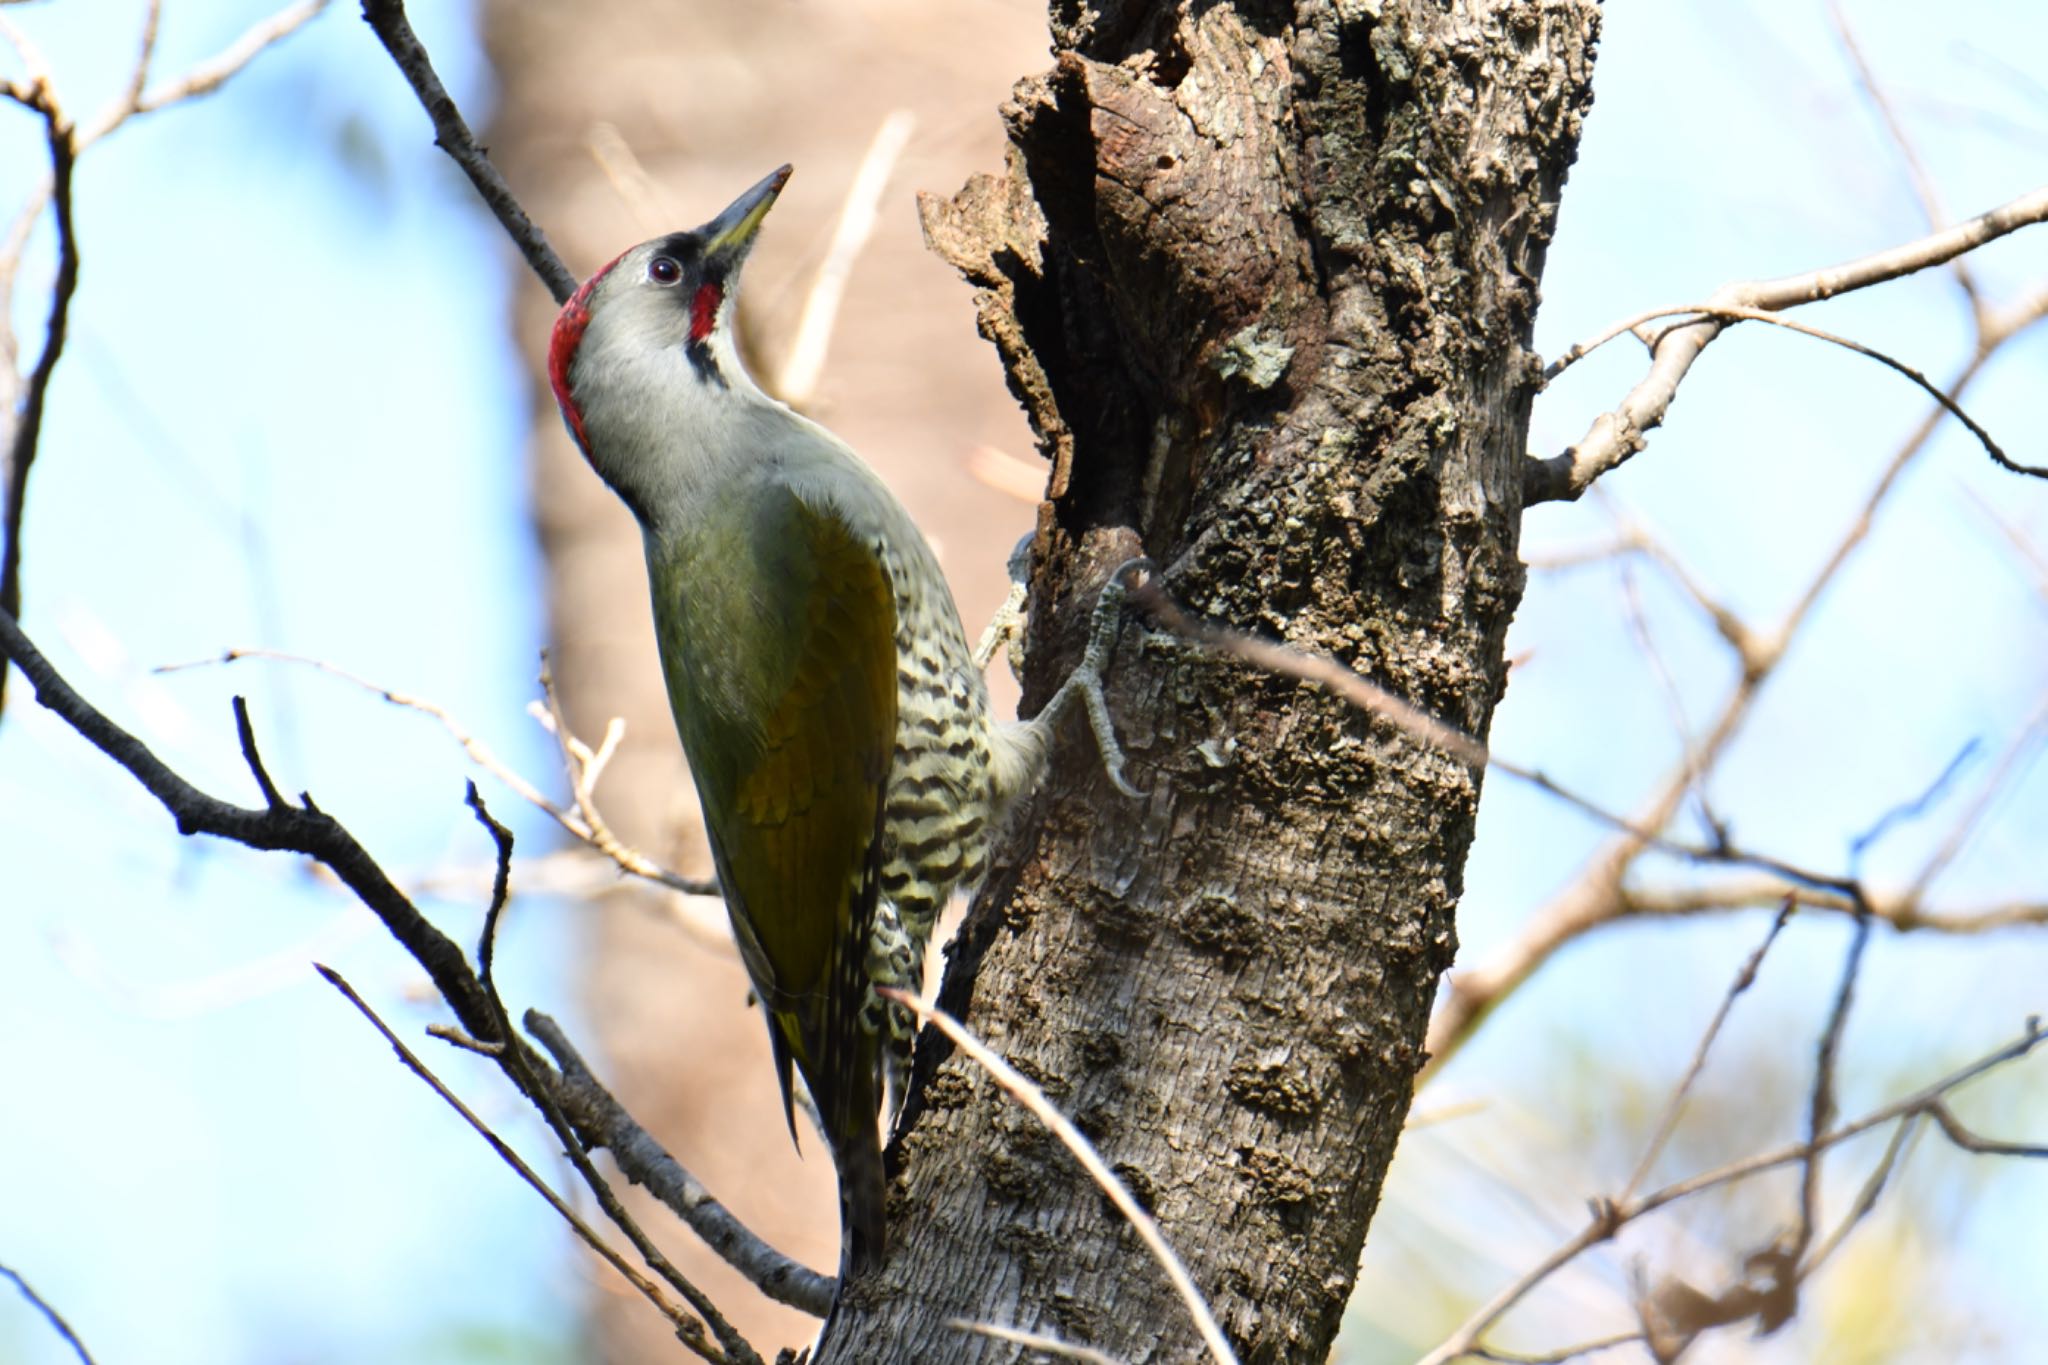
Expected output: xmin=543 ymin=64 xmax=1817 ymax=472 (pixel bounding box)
xmin=826 ymin=3 xmax=1598 ymax=1360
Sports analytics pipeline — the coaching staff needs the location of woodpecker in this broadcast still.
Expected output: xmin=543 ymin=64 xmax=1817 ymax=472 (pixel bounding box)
xmin=547 ymin=166 xmax=1140 ymax=1284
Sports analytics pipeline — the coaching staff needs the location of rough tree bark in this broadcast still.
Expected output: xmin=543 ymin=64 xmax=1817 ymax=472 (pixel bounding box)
xmin=823 ymin=3 xmax=1598 ymax=1361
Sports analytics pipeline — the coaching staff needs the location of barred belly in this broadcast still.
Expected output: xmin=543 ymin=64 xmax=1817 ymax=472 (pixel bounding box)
xmin=860 ymin=550 xmax=997 ymax=1094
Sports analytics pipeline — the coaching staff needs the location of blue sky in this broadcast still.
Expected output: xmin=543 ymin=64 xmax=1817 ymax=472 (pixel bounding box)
xmin=2 ymin=4 xmax=574 ymax=1362
xmin=2 ymin=3 xmax=2044 ymax=1364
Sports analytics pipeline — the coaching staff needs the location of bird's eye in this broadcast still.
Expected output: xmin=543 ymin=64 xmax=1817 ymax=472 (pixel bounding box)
xmin=648 ymin=256 xmax=682 ymax=285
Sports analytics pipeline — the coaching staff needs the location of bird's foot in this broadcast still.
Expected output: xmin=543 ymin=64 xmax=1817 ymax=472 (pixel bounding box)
xmin=972 ymin=532 xmax=1036 ymax=676
xmin=1043 ymin=557 xmax=1152 ymax=799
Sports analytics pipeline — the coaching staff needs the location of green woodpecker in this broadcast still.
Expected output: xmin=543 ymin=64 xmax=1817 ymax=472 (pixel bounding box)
xmin=547 ymin=166 xmax=1139 ymax=1282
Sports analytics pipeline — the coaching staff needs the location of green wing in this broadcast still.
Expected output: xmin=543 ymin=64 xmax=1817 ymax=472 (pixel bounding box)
xmin=652 ymin=490 xmax=897 ymax=1145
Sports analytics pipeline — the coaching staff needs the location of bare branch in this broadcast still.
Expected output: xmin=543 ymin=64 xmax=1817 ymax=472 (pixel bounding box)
xmin=113 ymin=0 xmax=161 ymax=125
xmin=315 ymin=964 xmax=727 ymax=1358
xmin=0 ymin=76 xmax=77 ymax=718
xmin=1798 ymin=1113 xmax=1917 ymax=1278
xmin=3 ymin=607 xmax=815 ymax=1319
xmin=1466 ymin=1332 xmax=1642 ymax=1365
xmin=526 ymin=1011 xmax=837 ymax=1317
xmin=775 ymin=108 xmax=916 ymax=405
xmin=1528 ymin=182 xmax=2048 ymax=503
xmin=0 ymin=606 xmax=502 ymax=1035
xmin=1903 ymin=686 xmax=2048 ymax=902
xmin=1542 ymin=300 xmax=2035 ymax=497
xmin=1793 ymin=905 xmax=1875 ymax=1262
xmin=1619 ymin=900 xmax=1795 ymax=1205
xmin=358 ymin=0 xmax=575 ymax=303
xmin=0 ymin=1262 xmax=96 ymax=1365
xmin=1925 ymin=1100 xmax=2048 ymax=1159
xmin=1616 ymin=877 xmax=2048 ymax=934
xmin=132 ymin=1 xmax=326 ymax=116
xmin=1825 ymin=0 xmax=1980 ymax=314
xmin=158 ymin=647 xmax=716 ymax=896
xmin=0 ymin=0 xmax=329 ymax=720
xmin=1432 ymin=324 xmax=2048 ymax=1076
xmin=1418 ymin=1021 xmax=2048 ymax=1365
xmin=231 ymin=695 xmax=288 ymax=810
xmin=889 ymin=990 xmax=1241 ymax=1365
xmin=458 ymin=787 xmax=764 ymax=1365
xmin=533 ymin=654 xmax=715 ymax=894
xmin=949 ymin=1320 xmax=1122 ymax=1363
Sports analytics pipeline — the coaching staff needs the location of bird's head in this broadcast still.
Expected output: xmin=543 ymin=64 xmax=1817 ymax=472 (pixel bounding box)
xmin=547 ymin=166 xmax=791 ymax=499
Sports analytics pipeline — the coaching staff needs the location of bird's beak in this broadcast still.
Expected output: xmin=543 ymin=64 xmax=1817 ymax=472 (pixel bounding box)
xmin=702 ymin=165 xmax=792 ymax=269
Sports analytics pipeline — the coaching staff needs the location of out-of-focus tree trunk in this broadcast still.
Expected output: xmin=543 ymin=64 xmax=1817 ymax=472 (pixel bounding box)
xmin=821 ymin=2 xmax=1599 ymax=1360
xmin=480 ymin=2 xmax=1048 ymax=1357
xmin=486 ymin=0 xmax=1596 ymax=1359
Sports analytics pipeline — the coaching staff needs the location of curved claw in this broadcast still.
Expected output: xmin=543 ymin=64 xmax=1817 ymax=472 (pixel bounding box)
xmin=1056 ymin=556 xmax=1151 ymax=799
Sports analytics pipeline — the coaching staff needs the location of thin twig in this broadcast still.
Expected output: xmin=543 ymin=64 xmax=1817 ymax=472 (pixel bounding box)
xmin=949 ymin=1319 xmax=1122 ymax=1363
xmin=2 ymin=613 xmax=815 ymax=1324
xmin=357 ymin=0 xmax=575 ymax=303
xmin=532 ymin=653 xmax=713 ymax=893
xmin=315 ymin=964 xmax=718 ymax=1357
xmin=1432 ymin=310 xmax=2048 ymax=1077
xmin=1798 ymin=1112 xmax=1917 ymax=1276
xmin=1924 ymin=1099 xmax=2048 ymax=1158
xmin=1616 ymin=876 xmax=2048 ymax=934
xmin=0 ymin=1263 xmax=97 ymax=1365
xmin=1794 ymin=904 xmax=1874 ymax=1260
xmin=1547 ymin=301 xmax=2033 ymax=484
xmin=1618 ymin=899 xmax=1795 ymax=1205
xmin=1529 ymin=182 xmax=2048 ymax=502
xmin=1129 ymin=579 xmax=1866 ymax=907
xmin=776 ymin=109 xmax=916 ymax=405
xmin=460 ymin=786 xmax=762 ymax=1365
xmin=525 ymin=1010 xmax=838 ymax=1316
xmin=1825 ymin=0 xmax=1980 ymax=315
xmin=0 ymin=0 xmax=328 ymax=720
xmin=0 ymin=78 xmax=78 ymax=717
xmin=1848 ymin=739 xmax=1980 ymax=871
xmin=1417 ymin=1020 xmax=2048 ymax=1365
xmin=1465 ymin=1332 xmax=1642 ymax=1365
xmin=0 ymin=606 xmax=501 ymax=1037
xmin=232 ymin=695 xmax=287 ymax=810
xmin=888 ymin=990 xmax=1241 ymax=1365
xmin=1902 ymin=686 xmax=2048 ymax=903
xmin=157 ymin=647 xmax=715 ymax=895
xmin=134 ymin=1 xmax=327 ymax=115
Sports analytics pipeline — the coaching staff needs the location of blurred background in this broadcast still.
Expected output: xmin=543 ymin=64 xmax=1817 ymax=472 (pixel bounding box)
xmin=0 ymin=2 xmax=2042 ymax=1362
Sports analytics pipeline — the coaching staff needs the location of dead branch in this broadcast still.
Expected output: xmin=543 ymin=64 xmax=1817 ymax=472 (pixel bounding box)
xmin=887 ymin=990 xmax=1239 ymax=1365
xmin=0 ymin=1262 xmax=96 ymax=1365
xmin=0 ymin=605 xmax=831 ymax=1320
xmin=358 ymin=0 xmax=575 ymax=303
xmin=461 ymin=786 xmax=763 ymax=1365
xmin=157 ymin=646 xmax=717 ymax=897
xmin=0 ymin=74 xmax=77 ymax=717
xmin=1432 ymin=282 xmax=2048 ymax=1076
xmin=1527 ymin=182 xmax=2048 ymax=504
xmin=1418 ymin=1020 xmax=2048 ymax=1364
xmin=0 ymin=0 xmax=330 ymax=718
xmin=318 ymin=963 xmax=731 ymax=1362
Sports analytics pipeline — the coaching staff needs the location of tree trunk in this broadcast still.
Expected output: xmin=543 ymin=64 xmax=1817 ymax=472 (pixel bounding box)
xmin=824 ymin=3 xmax=1598 ymax=1360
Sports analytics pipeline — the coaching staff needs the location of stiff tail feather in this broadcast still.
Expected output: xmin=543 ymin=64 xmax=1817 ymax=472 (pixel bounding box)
xmin=833 ymin=1121 xmax=887 ymax=1283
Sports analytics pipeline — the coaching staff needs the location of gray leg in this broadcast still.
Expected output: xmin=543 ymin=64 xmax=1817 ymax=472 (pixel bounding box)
xmin=973 ymin=532 xmax=1037 ymax=676
xmin=1038 ymin=557 xmax=1151 ymax=799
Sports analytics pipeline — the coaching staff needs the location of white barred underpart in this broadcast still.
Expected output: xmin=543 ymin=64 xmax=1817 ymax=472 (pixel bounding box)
xmin=860 ymin=537 xmax=999 ymax=1108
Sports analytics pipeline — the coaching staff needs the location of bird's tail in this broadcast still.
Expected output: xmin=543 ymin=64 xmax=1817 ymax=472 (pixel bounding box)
xmin=832 ymin=1120 xmax=887 ymax=1284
